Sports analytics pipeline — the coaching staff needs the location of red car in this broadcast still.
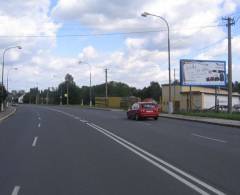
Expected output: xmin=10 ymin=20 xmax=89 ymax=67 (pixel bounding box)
xmin=127 ymin=102 xmax=159 ymax=120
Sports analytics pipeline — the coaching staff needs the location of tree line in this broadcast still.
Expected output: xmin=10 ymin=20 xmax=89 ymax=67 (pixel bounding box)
xmin=23 ymin=73 xmax=162 ymax=105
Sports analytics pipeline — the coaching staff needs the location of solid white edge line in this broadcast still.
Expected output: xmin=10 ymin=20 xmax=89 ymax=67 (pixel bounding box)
xmin=90 ymin=123 xmax=225 ymax=195
xmin=11 ymin=186 xmax=20 ymax=195
xmin=32 ymin=136 xmax=38 ymax=147
xmin=87 ymin=123 xmax=209 ymax=195
xmin=192 ymin=133 xmax=227 ymax=143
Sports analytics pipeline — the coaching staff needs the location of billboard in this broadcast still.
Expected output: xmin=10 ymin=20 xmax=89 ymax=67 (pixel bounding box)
xmin=180 ymin=59 xmax=226 ymax=86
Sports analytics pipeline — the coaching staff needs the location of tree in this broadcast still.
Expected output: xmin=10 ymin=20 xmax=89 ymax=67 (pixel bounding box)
xmin=65 ymin=73 xmax=74 ymax=84
xmin=57 ymin=74 xmax=81 ymax=104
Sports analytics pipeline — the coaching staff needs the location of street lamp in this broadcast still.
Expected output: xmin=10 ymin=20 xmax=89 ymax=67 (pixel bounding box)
xmin=141 ymin=12 xmax=173 ymax=113
xmin=79 ymin=61 xmax=92 ymax=107
xmin=1 ymin=46 xmax=22 ymax=111
xmin=7 ymin=67 xmax=18 ymax=92
xmin=6 ymin=67 xmax=18 ymax=106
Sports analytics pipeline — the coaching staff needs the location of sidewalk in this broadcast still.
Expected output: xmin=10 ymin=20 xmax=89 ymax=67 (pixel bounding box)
xmin=160 ymin=113 xmax=240 ymax=128
xmin=0 ymin=106 xmax=17 ymax=122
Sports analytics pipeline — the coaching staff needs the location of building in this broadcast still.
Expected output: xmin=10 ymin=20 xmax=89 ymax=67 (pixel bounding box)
xmin=162 ymin=84 xmax=240 ymax=112
xmin=95 ymin=96 xmax=140 ymax=109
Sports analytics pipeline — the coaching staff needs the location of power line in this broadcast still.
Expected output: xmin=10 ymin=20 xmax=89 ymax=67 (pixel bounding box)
xmin=195 ymin=37 xmax=227 ymax=52
xmin=0 ymin=24 xmax=225 ymax=39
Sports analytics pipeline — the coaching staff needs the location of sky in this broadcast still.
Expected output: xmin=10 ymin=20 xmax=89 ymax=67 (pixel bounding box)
xmin=0 ymin=0 xmax=240 ymax=91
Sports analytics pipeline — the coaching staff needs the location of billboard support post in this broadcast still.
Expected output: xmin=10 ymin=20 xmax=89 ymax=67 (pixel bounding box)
xmin=189 ymin=86 xmax=192 ymax=111
xmin=215 ymin=86 xmax=217 ymax=111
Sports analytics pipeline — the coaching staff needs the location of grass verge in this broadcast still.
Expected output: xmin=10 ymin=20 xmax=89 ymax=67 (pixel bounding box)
xmin=176 ymin=111 xmax=240 ymax=121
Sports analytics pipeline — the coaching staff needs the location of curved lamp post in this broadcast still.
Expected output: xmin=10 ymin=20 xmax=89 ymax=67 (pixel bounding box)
xmin=7 ymin=67 xmax=18 ymax=92
xmin=79 ymin=60 xmax=92 ymax=107
xmin=141 ymin=12 xmax=173 ymax=113
xmin=1 ymin=46 xmax=22 ymax=111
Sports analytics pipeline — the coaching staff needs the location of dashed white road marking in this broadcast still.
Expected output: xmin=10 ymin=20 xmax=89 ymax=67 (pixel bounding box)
xmin=38 ymin=123 xmax=41 ymax=128
xmin=32 ymin=136 xmax=38 ymax=147
xmin=38 ymin=117 xmax=41 ymax=120
xmin=192 ymin=133 xmax=227 ymax=143
xmin=11 ymin=186 xmax=20 ymax=195
xmin=74 ymin=116 xmax=80 ymax=120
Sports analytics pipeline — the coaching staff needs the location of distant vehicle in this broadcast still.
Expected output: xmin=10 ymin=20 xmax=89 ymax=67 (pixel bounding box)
xmin=206 ymin=105 xmax=228 ymax=112
xmin=233 ymin=104 xmax=240 ymax=112
xmin=127 ymin=102 xmax=159 ymax=120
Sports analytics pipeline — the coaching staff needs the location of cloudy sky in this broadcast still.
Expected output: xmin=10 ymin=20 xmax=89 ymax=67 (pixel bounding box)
xmin=1 ymin=0 xmax=240 ymax=91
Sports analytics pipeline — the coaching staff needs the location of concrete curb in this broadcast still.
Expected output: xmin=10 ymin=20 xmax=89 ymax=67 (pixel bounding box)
xmin=0 ymin=107 xmax=17 ymax=123
xmin=159 ymin=114 xmax=240 ymax=129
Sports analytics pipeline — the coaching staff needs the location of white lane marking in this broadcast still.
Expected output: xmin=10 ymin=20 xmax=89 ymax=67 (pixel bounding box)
xmin=80 ymin=119 xmax=88 ymax=123
xmin=74 ymin=116 xmax=80 ymax=120
xmin=32 ymin=136 xmax=38 ymax=147
xmin=11 ymin=186 xmax=20 ymax=195
xmin=43 ymin=107 xmax=226 ymax=195
xmin=38 ymin=123 xmax=41 ymax=128
xmin=38 ymin=117 xmax=41 ymax=120
xmin=89 ymin=123 xmax=225 ymax=195
xmin=87 ymin=123 xmax=210 ymax=195
xmin=192 ymin=133 xmax=227 ymax=144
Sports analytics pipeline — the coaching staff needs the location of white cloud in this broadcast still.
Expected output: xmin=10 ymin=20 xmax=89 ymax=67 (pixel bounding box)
xmin=3 ymin=0 xmax=240 ymax=91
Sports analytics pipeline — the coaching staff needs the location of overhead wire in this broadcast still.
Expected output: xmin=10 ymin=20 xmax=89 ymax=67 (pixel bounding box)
xmin=0 ymin=24 xmax=225 ymax=39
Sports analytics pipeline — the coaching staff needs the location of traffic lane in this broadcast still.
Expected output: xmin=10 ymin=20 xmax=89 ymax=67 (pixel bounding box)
xmin=0 ymin=105 xmax=42 ymax=195
xmin=90 ymin=117 xmax=239 ymax=195
xmin=16 ymin=105 xmax=197 ymax=195
xmin=50 ymin=106 xmax=239 ymax=194
xmin=155 ymin=117 xmax=240 ymax=146
xmin=52 ymin=106 xmax=240 ymax=147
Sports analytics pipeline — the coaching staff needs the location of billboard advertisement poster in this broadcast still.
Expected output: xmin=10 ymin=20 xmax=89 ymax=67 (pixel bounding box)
xmin=180 ymin=59 xmax=226 ymax=86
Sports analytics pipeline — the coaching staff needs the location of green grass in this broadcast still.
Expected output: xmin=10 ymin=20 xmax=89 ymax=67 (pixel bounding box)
xmin=176 ymin=111 xmax=240 ymax=121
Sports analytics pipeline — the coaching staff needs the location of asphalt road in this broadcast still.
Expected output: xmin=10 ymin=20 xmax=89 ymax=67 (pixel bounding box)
xmin=0 ymin=105 xmax=240 ymax=195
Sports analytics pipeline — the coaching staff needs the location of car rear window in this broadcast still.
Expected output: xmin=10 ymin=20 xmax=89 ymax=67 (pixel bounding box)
xmin=142 ymin=104 xmax=156 ymax=110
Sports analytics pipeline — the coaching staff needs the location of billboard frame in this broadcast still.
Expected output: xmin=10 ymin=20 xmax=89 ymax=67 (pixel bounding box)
xmin=180 ymin=59 xmax=227 ymax=87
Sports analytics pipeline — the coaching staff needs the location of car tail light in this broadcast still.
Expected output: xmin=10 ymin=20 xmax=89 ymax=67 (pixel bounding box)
xmin=140 ymin=109 xmax=146 ymax=113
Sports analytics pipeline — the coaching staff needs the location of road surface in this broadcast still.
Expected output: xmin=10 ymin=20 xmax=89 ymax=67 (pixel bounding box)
xmin=0 ymin=105 xmax=240 ymax=195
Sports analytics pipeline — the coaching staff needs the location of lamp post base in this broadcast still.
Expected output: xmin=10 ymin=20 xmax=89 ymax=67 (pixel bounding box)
xmin=168 ymin=101 xmax=173 ymax=114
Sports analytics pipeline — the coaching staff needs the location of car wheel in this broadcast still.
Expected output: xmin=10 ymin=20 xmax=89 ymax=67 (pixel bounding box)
xmin=154 ymin=117 xmax=158 ymax=120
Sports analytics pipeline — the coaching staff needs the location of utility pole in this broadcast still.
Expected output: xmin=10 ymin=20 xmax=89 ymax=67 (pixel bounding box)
xmin=67 ymin=82 xmax=69 ymax=105
xmin=46 ymin=87 xmax=49 ymax=105
xmin=223 ymin=17 xmax=235 ymax=113
xmin=105 ymin=68 xmax=108 ymax=107
xmin=89 ymin=71 xmax=92 ymax=107
xmin=35 ymin=83 xmax=38 ymax=105
xmin=60 ymin=85 xmax=63 ymax=105
xmin=173 ymin=68 xmax=176 ymax=103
